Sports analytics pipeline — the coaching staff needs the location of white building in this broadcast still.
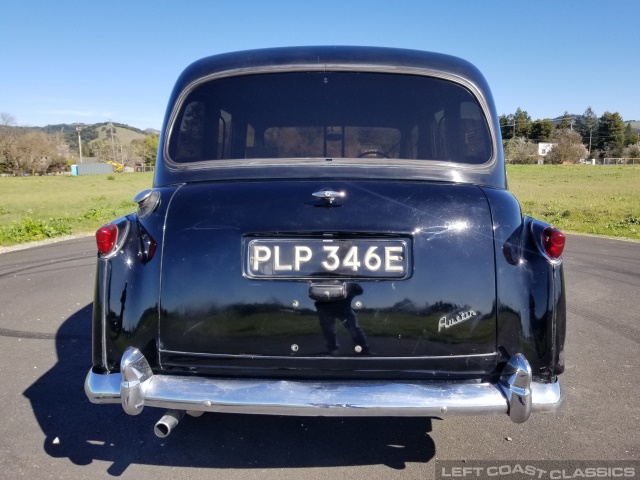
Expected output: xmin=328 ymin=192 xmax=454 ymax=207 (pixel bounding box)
xmin=537 ymin=142 xmax=555 ymax=156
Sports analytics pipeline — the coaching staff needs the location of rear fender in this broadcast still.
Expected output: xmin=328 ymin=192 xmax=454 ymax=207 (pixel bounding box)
xmin=481 ymin=188 xmax=566 ymax=382
xmin=519 ymin=216 xmax=566 ymax=379
xmin=92 ymin=187 xmax=178 ymax=372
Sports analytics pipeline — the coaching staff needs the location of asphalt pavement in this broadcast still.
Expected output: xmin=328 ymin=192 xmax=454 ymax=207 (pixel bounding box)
xmin=0 ymin=235 xmax=638 ymax=479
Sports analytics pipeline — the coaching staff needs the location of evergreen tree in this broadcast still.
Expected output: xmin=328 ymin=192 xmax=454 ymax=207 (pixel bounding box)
xmin=623 ymin=123 xmax=635 ymax=146
xmin=558 ymin=111 xmax=573 ymax=130
xmin=576 ymin=107 xmax=599 ymax=156
xmin=597 ymin=112 xmax=626 ymax=158
xmin=499 ymin=114 xmax=514 ymax=140
xmin=531 ymin=119 xmax=554 ymax=141
xmin=513 ymin=108 xmax=532 ymax=139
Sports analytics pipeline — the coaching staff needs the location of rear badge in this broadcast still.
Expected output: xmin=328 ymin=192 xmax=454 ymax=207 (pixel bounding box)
xmin=438 ymin=310 xmax=477 ymax=332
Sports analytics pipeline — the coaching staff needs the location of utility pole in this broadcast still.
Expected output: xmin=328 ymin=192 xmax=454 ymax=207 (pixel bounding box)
xmin=108 ymin=121 xmax=116 ymax=162
xmin=75 ymin=124 xmax=84 ymax=164
xmin=504 ymin=119 xmax=515 ymax=138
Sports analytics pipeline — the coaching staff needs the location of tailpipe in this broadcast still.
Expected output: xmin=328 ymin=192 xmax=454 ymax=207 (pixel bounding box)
xmin=154 ymin=409 xmax=185 ymax=438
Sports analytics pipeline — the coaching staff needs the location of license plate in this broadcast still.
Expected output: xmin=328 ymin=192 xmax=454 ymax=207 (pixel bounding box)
xmin=245 ymin=238 xmax=410 ymax=279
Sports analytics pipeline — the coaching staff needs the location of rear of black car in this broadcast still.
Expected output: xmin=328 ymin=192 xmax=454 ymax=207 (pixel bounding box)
xmin=85 ymin=47 xmax=565 ymax=432
xmin=158 ymin=179 xmax=497 ymax=378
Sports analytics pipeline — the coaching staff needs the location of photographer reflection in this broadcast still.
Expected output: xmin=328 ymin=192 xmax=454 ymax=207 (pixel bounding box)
xmin=313 ymin=282 xmax=369 ymax=355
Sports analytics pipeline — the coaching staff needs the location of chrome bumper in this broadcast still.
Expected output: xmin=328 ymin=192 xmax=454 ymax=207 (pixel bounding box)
xmin=85 ymin=348 xmax=563 ymax=424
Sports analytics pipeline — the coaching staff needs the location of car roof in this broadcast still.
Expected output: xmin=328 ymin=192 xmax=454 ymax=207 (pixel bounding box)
xmin=175 ymin=46 xmax=487 ymax=89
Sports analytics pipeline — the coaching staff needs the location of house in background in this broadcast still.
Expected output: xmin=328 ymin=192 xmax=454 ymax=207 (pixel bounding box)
xmin=537 ymin=142 xmax=555 ymax=164
xmin=538 ymin=142 xmax=554 ymax=156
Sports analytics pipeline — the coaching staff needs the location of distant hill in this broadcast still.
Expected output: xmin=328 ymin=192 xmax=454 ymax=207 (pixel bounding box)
xmin=92 ymin=124 xmax=146 ymax=146
xmin=551 ymin=114 xmax=581 ymax=125
xmin=30 ymin=122 xmax=155 ymax=150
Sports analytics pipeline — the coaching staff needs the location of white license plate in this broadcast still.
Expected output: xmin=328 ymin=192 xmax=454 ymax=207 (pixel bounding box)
xmin=245 ymin=238 xmax=410 ymax=279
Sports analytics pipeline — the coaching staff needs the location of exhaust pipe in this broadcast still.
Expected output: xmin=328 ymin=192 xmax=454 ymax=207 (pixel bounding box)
xmin=154 ymin=409 xmax=185 ymax=438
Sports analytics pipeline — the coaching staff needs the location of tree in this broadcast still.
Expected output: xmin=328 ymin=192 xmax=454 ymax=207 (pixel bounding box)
xmin=576 ymin=107 xmax=599 ymax=157
xmin=557 ymin=111 xmax=573 ymax=130
xmin=623 ymin=144 xmax=640 ymax=161
xmin=504 ymin=137 xmax=537 ymax=164
xmin=623 ymin=123 xmax=637 ymax=146
xmin=0 ymin=128 xmax=19 ymax=174
xmin=499 ymin=114 xmax=514 ymax=140
xmin=118 ymin=142 xmax=143 ymax=167
xmin=597 ymin=112 xmax=625 ymax=158
xmin=1 ymin=112 xmax=16 ymax=127
xmin=142 ymin=134 xmax=159 ymax=165
xmin=500 ymin=109 xmax=532 ymax=140
xmin=531 ymin=118 xmax=554 ymax=141
xmin=90 ymin=140 xmax=111 ymax=163
xmin=546 ymin=129 xmax=588 ymax=164
xmin=0 ymin=128 xmax=66 ymax=175
xmin=132 ymin=134 xmax=159 ymax=166
xmin=513 ymin=108 xmax=532 ymax=139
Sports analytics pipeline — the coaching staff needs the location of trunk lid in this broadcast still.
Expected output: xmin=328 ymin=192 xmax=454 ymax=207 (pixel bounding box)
xmin=159 ymin=180 xmax=497 ymax=374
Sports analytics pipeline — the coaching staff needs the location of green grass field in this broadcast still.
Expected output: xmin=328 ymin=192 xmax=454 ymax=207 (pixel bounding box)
xmin=0 ymin=173 xmax=153 ymax=245
xmin=0 ymin=165 xmax=639 ymax=246
xmin=507 ymin=165 xmax=640 ymax=239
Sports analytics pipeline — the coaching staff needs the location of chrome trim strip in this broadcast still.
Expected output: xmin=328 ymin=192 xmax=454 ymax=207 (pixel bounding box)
xmin=85 ymin=350 xmax=562 ymax=421
xmin=100 ymin=261 xmax=109 ymax=371
xmin=159 ymin=349 xmax=498 ymax=361
xmin=157 ymin=184 xmax=184 ymax=370
xmin=163 ymin=63 xmax=498 ymax=172
xmin=98 ymin=219 xmax=130 ymax=372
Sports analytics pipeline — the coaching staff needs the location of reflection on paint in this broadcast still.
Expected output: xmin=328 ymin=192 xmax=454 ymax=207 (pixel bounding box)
xmin=412 ymin=220 xmax=470 ymax=241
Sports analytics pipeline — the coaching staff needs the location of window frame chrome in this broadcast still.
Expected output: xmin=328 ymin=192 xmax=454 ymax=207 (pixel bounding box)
xmin=162 ymin=64 xmax=499 ymax=174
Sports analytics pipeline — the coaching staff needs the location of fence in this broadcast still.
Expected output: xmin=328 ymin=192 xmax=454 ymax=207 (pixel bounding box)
xmin=602 ymin=158 xmax=640 ymax=165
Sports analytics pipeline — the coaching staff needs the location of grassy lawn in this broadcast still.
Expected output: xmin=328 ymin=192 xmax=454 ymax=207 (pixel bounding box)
xmin=0 ymin=173 xmax=153 ymax=245
xmin=0 ymin=165 xmax=639 ymax=246
xmin=507 ymin=164 xmax=640 ymax=240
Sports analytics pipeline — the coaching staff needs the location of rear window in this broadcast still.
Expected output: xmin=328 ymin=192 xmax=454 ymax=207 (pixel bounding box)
xmin=168 ymin=72 xmax=492 ymax=165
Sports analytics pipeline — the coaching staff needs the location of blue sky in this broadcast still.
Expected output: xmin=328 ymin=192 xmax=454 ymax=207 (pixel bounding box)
xmin=1 ymin=1 xmax=638 ymax=130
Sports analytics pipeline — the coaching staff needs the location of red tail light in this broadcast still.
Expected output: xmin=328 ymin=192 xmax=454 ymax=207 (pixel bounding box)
xmin=96 ymin=223 xmax=118 ymax=255
xmin=543 ymin=227 xmax=565 ymax=260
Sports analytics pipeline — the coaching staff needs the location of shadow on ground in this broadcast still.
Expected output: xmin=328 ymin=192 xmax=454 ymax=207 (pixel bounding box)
xmin=24 ymin=304 xmax=436 ymax=476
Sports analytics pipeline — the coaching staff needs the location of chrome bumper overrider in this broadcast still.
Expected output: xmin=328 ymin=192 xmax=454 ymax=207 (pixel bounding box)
xmin=85 ymin=348 xmax=563 ymax=424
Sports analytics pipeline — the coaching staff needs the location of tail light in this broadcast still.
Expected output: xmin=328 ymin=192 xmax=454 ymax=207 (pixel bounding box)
xmin=542 ymin=227 xmax=565 ymax=260
xmin=96 ymin=223 xmax=118 ymax=255
xmin=526 ymin=217 xmax=567 ymax=264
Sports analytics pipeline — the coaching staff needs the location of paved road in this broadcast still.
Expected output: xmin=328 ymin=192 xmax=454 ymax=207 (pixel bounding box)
xmin=0 ymin=235 xmax=638 ymax=479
